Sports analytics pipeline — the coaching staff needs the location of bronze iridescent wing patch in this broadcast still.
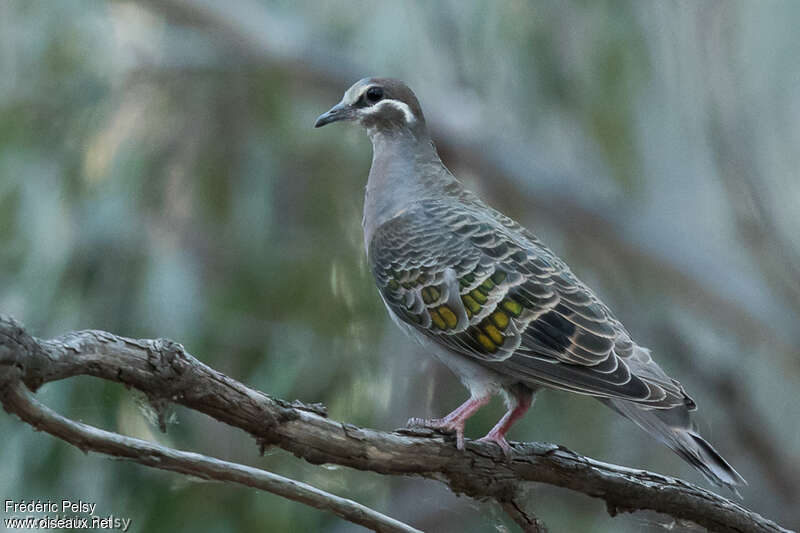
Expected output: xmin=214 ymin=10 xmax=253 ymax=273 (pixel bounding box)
xmin=369 ymin=200 xmax=686 ymax=407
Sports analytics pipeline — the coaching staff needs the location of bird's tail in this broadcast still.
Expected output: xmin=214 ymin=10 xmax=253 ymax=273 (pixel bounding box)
xmin=601 ymin=397 xmax=746 ymax=495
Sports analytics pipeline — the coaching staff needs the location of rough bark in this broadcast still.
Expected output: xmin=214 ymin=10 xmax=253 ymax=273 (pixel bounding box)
xmin=0 ymin=316 xmax=792 ymax=533
xmin=0 ymin=380 xmax=420 ymax=533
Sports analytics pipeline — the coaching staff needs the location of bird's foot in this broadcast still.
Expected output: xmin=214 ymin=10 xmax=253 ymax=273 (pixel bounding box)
xmin=407 ymin=417 xmax=466 ymax=449
xmin=476 ymin=429 xmax=513 ymax=457
xmin=406 ymin=396 xmax=492 ymax=451
xmin=475 ymin=386 xmax=532 ymax=457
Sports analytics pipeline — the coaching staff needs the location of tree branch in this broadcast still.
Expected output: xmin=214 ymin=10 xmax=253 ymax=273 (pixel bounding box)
xmin=0 ymin=379 xmax=419 ymax=533
xmin=0 ymin=316 xmax=791 ymax=533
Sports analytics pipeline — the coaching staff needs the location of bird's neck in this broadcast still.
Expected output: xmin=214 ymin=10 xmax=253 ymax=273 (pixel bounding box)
xmin=362 ymin=129 xmax=458 ymax=250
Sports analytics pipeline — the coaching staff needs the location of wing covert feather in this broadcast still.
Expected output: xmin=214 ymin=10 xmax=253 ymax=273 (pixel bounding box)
xmin=369 ymin=199 xmax=689 ymax=407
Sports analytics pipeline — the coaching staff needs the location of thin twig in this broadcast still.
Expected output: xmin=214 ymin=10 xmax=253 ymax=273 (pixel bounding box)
xmin=0 ymin=316 xmax=792 ymax=533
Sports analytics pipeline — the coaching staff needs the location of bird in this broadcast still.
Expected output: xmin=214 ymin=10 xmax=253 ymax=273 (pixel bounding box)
xmin=314 ymin=77 xmax=745 ymax=492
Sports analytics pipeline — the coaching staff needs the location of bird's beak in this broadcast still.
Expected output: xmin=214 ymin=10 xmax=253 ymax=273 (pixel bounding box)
xmin=314 ymin=101 xmax=352 ymax=128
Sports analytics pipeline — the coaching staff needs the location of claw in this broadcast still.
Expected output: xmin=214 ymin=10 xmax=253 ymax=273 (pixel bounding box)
xmin=477 ymin=431 xmax=512 ymax=457
xmin=406 ymin=417 xmax=429 ymax=428
xmin=406 ymin=416 xmax=466 ymax=449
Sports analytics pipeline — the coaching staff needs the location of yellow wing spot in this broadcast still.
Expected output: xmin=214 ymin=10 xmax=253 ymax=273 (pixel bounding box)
xmin=430 ymin=309 xmax=446 ymax=330
xmin=421 ymin=286 xmax=440 ymax=304
xmin=483 ymin=323 xmax=504 ymax=345
xmin=461 ymin=294 xmax=481 ymax=313
xmin=437 ymin=306 xmax=458 ymax=328
xmin=480 ymin=278 xmax=495 ymax=291
xmin=491 ymin=310 xmax=510 ymax=330
xmin=470 ymin=289 xmax=488 ymax=304
xmin=502 ymin=298 xmax=523 ymax=317
xmin=475 ymin=332 xmax=498 ymax=352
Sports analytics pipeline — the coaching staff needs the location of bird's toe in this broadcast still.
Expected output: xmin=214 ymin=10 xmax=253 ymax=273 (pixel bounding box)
xmin=407 ymin=417 xmax=467 ymax=448
xmin=477 ymin=433 xmax=513 ymax=457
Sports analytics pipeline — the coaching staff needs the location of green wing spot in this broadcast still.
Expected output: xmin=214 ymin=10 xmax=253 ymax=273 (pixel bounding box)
xmin=388 ymin=279 xmax=400 ymax=291
xmin=491 ymin=310 xmax=510 ymax=329
xmin=459 ymin=272 xmax=476 ymax=287
xmin=474 ymin=331 xmax=498 ymax=353
xmin=402 ymin=281 xmax=414 ymax=289
xmin=438 ymin=306 xmax=458 ymax=329
xmin=462 ymin=294 xmax=481 ymax=313
xmin=502 ymin=298 xmax=523 ymax=317
xmin=480 ymin=278 xmax=495 ymax=291
xmin=465 ymin=307 xmax=473 ymax=319
xmin=422 ymin=286 xmax=440 ymax=304
xmin=410 ymin=313 xmax=424 ymax=325
xmin=491 ymin=271 xmax=507 ymax=284
xmin=470 ymin=289 xmax=488 ymax=304
xmin=483 ymin=323 xmax=504 ymax=345
xmin=430 ymin=309 xmax=446 ymax=330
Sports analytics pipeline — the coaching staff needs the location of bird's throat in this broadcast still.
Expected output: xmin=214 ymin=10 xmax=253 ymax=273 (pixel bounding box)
xmin=362 ymin=131 xmax=443 ymax=250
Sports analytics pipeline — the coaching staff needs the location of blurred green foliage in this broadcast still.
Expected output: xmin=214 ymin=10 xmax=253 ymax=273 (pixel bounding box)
xmin=2 ymin=1 xmax=799 ymax=532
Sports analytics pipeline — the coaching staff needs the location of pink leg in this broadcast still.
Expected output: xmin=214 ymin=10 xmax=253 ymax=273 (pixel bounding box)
xmin=477 ymin=387 xmax=534 ymax=456
xmin=408 ymin=395 xmax=491 ymax=450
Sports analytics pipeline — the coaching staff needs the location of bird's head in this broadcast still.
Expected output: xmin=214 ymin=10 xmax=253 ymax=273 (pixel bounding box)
xmin=314 ymin=77 xmax=426 ymax=137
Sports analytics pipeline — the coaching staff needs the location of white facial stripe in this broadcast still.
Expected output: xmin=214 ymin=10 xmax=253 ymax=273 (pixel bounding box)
xmin=361 ymin=99 xmax=416 ymax=124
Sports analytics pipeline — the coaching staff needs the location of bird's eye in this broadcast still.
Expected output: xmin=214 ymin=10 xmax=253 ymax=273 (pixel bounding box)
xmin=365 ymin=86 xmax=384 ymax=104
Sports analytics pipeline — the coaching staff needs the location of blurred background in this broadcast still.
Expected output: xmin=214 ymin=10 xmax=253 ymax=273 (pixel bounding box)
xmin=1 ymin=1 xmax=799 ymax=531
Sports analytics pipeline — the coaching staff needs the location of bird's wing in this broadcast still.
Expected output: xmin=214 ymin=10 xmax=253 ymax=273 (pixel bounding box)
xmin=369 ymin=199 xmax=690 ymax=408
